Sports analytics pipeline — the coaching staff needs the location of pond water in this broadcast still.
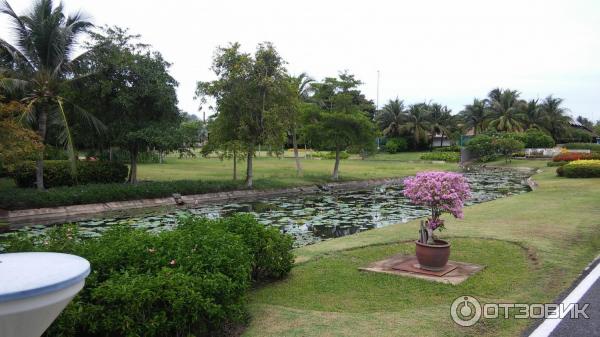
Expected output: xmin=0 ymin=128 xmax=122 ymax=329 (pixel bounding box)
xmin=7 ymin=169 xmax=532 ymax=248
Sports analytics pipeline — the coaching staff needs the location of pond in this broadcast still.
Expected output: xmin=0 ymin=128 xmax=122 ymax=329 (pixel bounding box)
xmin=5 ymin=169 xmax=532 ymax=248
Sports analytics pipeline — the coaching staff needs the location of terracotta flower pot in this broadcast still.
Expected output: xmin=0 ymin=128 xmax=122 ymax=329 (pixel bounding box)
xmin=415 ymin=239 xmax=450 ymax=271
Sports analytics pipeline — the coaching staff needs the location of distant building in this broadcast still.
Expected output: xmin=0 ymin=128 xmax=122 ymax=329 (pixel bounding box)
xmin=431 ymin=133 xmax=452 ymax=147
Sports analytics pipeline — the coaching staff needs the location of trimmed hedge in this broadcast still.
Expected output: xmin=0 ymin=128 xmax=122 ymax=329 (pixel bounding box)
xmin=0 ymin=179 xmax=243 ymax=210
xmin=563 ymin=143 xmax=600 ymax=152
xmin=433 ymin=145 xmax=461 ymax=152
xmin=420 ymin=151 xmax=460 ymax=162
xmin=12 ymin=160 xmax=128 ymax=188
xmin=557 ymin=160 xmax=600 ymax=178
xmin=547 ymin=161 xmax=567 ymax=167
xmin=312 ymin=151 xmax=350 ymax=160
xmin=1 ymin=214 xmax=293 ymax=336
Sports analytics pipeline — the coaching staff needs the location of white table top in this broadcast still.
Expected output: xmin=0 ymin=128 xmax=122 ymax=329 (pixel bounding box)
xmin=0 ymin=252 xmax=90 ymax=303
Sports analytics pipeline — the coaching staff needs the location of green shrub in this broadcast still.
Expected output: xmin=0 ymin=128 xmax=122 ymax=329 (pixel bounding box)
xmin=312 ymin=151 xmax=349 ymax=160
xmin=519 ymin=129 xmax=555 ymax=148
xmin=420 ymin=152 xmax=460 ymax=162
xmin=547 ymin=161 xmax=567 ymax=167
xmin=384 ymin=138 xmax=408 ymax=153
xmin=563 ymin=143 xmax=600 ymax=152
xmin=209 ymin=214 xmax=294 ymax=281
xmin=465 ymin=134 xmax=495 ymax=159
xmin=559 ymin=162 xmax=600 ymax=178
xmin=43 ymin=145 xmax=69 ymax=160
xmin=0 ymin=179 xmax=243 ymax=210
xmin=12 ymin=161 xmax=128 ymax=188
xmin=433 ymin=145 xmax=461 ymax=152
xmin=1 ymin=215 xmax=293 ymax=336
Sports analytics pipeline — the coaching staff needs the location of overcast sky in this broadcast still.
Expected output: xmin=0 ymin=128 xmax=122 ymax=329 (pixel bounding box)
xmin=2 ymin=0 xmax=599 ymax=121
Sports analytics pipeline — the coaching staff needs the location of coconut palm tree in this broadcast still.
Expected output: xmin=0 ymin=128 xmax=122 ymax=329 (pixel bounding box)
xmin=487 ymin=88 xmax=526 ymax=132
xmin=401 ymin=103 xmax=431 ymax=146
xmin=287 ymin=72 xmax=313 ymax=175
xmin=0 ymin=0 xmax=103 ymax=189
xmin=522 ymin=99 xmax=546 ymax=131
xmin=459 ymin=98 xmax=488 ymax=135
xmin=541 ymin=95 xmax=571 ymax=141
xmin=428 ymin=103 xmax=452 ymax=147
xmin=375 ymin=97 xmax=405 ymax=137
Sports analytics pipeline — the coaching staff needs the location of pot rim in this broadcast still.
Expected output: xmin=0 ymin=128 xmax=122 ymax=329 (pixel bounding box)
xmin=415 ymin=239 xmax=450 ymax=248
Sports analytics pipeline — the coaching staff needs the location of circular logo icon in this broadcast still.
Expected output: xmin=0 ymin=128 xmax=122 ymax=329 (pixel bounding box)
xmin=451 ymin=296 xmax=482 ymax=327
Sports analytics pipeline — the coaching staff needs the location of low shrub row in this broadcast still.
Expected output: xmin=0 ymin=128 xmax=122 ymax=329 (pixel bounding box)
xmin=556 ymin=160 xmax=600 ymax=178
xmin=1 ymin=214 xmax=294 ymax=337
xmin=0 ymin=179 xmax=243 ymax=210
xmin=420 ymin=151 xmax=460 ymax=162
xmin=312 ymin=151 xmax=350 ymax=160
xmin=433 ymin=145 xmax=461 ymax=152
xmin=563 ymin=143 xmax=600 ymax=152
xmin=547 ymin=161 xmax=567 ymax=167
xmin=552 ymin=152 xmax=600 ymax=162
xmin=12 ymin=160 xmax=128 ymax=188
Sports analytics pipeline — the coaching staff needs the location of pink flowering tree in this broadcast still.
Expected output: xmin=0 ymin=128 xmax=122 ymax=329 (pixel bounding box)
xmin=403 ymin=171 xmax=471 ymax=244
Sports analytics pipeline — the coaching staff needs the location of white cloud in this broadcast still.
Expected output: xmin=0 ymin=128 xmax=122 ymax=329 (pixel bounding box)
xmin=2 ymin=0 xmax=599 ymax=121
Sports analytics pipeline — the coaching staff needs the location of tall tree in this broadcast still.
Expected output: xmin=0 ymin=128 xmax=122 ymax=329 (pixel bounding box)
xmin=429 ymin=103 xmax=452 ymax=147
xmin=401 ymin=103 xmax=431 ymax=147
xmin=541 ymin=95 xmax=571 ymax=141
xmin=522 ymin=99 xmax=546 ymax=131
xmin=197 ymin=42 xmax=288 ymax=188
xmin=304 ymin=73 xmax=376 ymax=180
xmin=0 ymin=0 xmax=103 ymax=189
xmin=459 ymin=98 xmax=488 ymax=135
xmin=487 ymin=88 xmax=526 ymax=132
xmin=286 ymin=72 xmax=313 ymax=176
xmin=375 ymin=98 xmax=405 ymax=137
xmin=67 ymin=27 xmax=179 ymax=183
xmin=576 ymin=115 xmax=594 ymax=129
xmin=0 ymin=100 xmax=42 ymax=170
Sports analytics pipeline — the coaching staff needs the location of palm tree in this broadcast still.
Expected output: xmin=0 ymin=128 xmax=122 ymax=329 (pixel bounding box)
xmin=0 ymin=0 xmax=103 ymax=189
xmin=428 ymin=103 xmax=452 ymax=147
xmin=487 ymin=88 xmax=526 ymax=132
xmin=522 ymin=98 xmax=546 ymax=131
xmin=459 ymin=98 xmax=488 ymax=135
xmin=375 ymin=97 xmax=405 ymax=137
xmin=401 ymin=103 xmax=431 ymax=147
xmin=541 ymin=95 xmax=571 ymax=141
xmin=288 ymin=72 xmax=313 ymax=175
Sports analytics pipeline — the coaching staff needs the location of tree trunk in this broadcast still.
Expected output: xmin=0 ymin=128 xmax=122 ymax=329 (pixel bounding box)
xmin=332 ymin=147 xmax=341 ymax=180
xmin=35 ymin=110 xmax=48 ymax=190
xmin=233 ymin=148 xmax=237 ymax=181
xmin=245 ymin=144 xmax=254 ymax=188
xmin=440 ymin=132 xmax=444 ymax=147
xmin=128 ymin=147 xmax=138 ymax=184
xmin=292 ymin=128 xmax=302 ymax=176
xmin=109 ymin=147 xmax=113 ymax=161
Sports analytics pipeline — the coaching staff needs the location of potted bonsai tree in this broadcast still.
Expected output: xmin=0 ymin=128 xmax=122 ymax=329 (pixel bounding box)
xmin=403 ymin=171 xmax=471 ymax=271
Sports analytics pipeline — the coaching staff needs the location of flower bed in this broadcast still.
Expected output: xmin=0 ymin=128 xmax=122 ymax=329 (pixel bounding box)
xmin=556 ymin=160 xmax=600 ymax=178
xmin=552 ymin=152 xmax=600 ymax=162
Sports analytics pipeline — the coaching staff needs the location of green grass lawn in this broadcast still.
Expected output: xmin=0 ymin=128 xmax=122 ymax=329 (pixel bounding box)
xmin=0 ymin=152 xmax=455 ymax=209
xmin=243 ymin=159 xmax=600 ymax=337
xmin=137 ymin=151 xmax=453 ymax=187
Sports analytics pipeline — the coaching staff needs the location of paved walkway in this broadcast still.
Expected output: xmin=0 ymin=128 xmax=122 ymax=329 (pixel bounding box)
xmin=528 ymin=258 xmax=600 ymax=337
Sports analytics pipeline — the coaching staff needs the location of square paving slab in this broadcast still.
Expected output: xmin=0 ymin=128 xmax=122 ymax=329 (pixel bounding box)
xmin=359 ymin=254 xmax=485 ymax=285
